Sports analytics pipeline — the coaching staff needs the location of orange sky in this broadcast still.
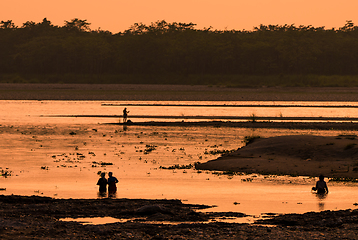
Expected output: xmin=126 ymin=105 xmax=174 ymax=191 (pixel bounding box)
xmin=2 ymin=0 xmax=358 ymax=32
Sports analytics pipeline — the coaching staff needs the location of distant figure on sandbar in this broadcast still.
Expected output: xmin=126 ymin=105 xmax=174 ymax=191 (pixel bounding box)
xmin=108 ymin=172 xmax=119 ymax=195
xmin=123 ymin=108 xmax=129 ymax=123
xmin=97 ymin=172 xmax=107 ymax=195
xmin=312 ymin=175 xmax=329 ymax=194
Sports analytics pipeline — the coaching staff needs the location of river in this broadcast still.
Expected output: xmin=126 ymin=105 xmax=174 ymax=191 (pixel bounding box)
xmin=1 ymin=100 xmax=358 ymax=222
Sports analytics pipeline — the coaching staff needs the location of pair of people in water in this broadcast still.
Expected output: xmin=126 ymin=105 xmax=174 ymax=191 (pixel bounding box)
xmin=97 ymin=172 xmax=119 ymax=196
xmin=312 ymin=175 xmax=329 ymax=194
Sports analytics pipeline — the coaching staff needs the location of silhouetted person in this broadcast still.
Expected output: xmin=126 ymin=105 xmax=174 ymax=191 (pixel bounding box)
xmin=97 ymin=172 xmax=107 ymax=194
xmin=108 ymin=172 xmax=119 ymax=195
xmin=313 ymin=175 xmax=329 ymax=194
xmin=123 ymin=108 xmax=129 ymax=123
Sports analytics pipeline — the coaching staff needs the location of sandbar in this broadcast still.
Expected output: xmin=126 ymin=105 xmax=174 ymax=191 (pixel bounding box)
xmin=197 ymin=135 xmax=358 ymax=179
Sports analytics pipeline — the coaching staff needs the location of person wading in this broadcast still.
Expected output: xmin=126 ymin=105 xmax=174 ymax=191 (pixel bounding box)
xmin=122 ymin=108 xmax=129 ymax=123
xmin=312 ymin=175 xmax=329 ymax=194
xmin=108 ymin=172 xmax=119 ymax=196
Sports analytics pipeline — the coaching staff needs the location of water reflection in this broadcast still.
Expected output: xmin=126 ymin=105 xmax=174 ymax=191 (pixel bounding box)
xmin=59 ymin=216 xmax=252 ymax=225
xmin=60 ymin=217 xmax=127 ymax=225
xmin=97 ymin=191 xmax=107 ymax=199
xmin=108 ymin=192 xmax=117 ymax=199
xmin=97 ymin=191 xmax=117 ymax=199
xmin=315 ymin=193 xmax=328 ymax=211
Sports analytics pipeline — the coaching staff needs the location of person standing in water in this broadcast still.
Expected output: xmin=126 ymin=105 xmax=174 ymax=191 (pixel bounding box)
xmin=314 ymin=175 xmax=329 ymax=194
xmin=97 ymin=172 xmax=108 ymax=194
xmin=108 ymin=172 xmax=119 ymax=195
xmin=123 ymin=108 xmax=129 ymax=123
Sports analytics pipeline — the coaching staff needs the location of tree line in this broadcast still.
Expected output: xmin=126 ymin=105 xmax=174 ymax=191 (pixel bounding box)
xmin=1 ymin=18 xmax=358 ymax=85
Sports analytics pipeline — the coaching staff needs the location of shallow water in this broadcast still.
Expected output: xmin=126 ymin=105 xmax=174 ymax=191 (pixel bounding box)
xmin=2 ymin=100 xmax=358 ymax=124
xmin=1 ymin=100 xmax=358 ymax=220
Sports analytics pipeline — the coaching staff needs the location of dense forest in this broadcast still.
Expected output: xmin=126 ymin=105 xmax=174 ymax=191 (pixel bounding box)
xmin=1 ymin=18 xmax=358 ymax=86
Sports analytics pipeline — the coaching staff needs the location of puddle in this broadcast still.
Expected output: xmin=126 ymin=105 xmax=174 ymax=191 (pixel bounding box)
xmin=59 ymin=216 xmax=251 ymax=225
xmin=59 ymin=213 xmax=278 ymax=225
xmin=60 ymin=217 xmax=134 ymax=225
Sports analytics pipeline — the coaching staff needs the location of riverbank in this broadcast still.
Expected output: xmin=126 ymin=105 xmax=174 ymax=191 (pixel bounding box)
xmin=2 ymin=83 xmax=358 ymax=101
xmin=1 ymin=195 xmax=358 ymax=239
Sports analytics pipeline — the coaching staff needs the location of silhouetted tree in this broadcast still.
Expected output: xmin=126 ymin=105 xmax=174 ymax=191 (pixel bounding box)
xmin=64 ymin=18 xmax=91 ymax=32
xmin=0 ymin=20 xmax=16 ymax=29
xmin=1 ymin=19 xmax=358 ymax=82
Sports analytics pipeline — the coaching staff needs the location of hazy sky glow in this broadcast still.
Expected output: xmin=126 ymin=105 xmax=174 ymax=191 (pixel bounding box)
xmin=2 ymin=0 xmax=358 ymax=32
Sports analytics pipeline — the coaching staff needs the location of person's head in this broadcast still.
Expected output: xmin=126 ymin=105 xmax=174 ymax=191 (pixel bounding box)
xmin=109 ymin=172 xmax=113 ymax=177
xmin=319 ymin=175 xmax=324 ymax=181
xmin=101 ymin=172 xmax=105 ymax=178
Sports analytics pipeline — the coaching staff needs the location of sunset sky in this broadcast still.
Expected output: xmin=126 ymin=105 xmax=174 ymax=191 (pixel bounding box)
xmin=2 ymin=0 xmax=358 ymax=32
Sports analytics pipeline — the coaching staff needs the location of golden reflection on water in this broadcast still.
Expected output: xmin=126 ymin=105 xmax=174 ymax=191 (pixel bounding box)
xmin=1 ymin=100 xmax=358 ymax=216
xmin=313 ymin=193 xmax=328 ymax=211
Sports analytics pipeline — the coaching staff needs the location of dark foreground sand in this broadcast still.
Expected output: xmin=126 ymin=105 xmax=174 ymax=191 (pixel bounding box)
xmin=1 ymin=195 xmax=358 ymax=239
